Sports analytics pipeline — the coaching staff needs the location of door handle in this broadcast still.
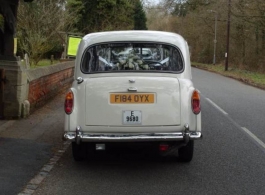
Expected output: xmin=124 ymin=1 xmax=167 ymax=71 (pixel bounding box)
xmin=128 ymin=87 xmax=137 ymax=92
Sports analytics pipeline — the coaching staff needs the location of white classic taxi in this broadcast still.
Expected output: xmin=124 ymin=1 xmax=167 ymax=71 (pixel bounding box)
xmin=64 ymin=30 xmax=202 ymax=162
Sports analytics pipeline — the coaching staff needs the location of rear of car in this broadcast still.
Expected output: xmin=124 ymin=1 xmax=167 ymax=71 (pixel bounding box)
xmin=64 ymin=31 xmax=202 ymax=162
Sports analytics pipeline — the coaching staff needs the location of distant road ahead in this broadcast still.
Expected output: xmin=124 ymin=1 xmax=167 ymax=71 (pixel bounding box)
xmin=192 ymin=67 xmax=265 ymax=147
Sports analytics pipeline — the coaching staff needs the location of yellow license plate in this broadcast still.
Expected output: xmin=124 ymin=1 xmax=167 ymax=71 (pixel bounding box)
xmin=110 ymin=93 xmax=155 ymax=104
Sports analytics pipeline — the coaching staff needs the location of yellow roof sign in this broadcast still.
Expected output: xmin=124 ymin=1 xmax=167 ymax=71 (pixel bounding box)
xmin=67 ymin=36 xmax=82 ymax=56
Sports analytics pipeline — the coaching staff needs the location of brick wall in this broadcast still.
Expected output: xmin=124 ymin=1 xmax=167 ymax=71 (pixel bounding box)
xmin=27 ymin=61 xmax=75 ymax=113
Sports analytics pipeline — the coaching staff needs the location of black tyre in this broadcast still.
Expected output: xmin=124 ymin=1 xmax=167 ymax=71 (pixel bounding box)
xmin=178 ymin=140 xmax=194 ymax=162
xmin=72 ymin=142 xmax=86 ymax=161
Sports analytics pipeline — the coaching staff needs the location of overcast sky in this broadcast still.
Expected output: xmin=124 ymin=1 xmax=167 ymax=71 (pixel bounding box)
xmin=143 ymin=0 xmax=160 ymax=5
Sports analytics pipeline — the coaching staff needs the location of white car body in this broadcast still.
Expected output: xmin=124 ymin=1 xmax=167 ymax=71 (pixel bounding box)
xmin=64 ymin=31 xmax=202 ymax=162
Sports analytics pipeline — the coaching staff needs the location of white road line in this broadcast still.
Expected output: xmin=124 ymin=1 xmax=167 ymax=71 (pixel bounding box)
xmin=205 ymin=98 xmax=228 ymax=115
xmin=242 ymin=127 xmax=265 ymax=150
xmin=204 ymin=96 xmax=265 ymax=152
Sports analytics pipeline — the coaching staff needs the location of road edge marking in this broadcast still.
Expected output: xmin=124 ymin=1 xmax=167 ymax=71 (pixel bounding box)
xmin=18 ymin=141 xmax=71 ymax=195
xmin=205 ymin=98 xmax=228 ymax=115
xmin=241 ymin=127 xmax=265 ymax=150
xmin=204 ymin=96 xmax=265 ymax=153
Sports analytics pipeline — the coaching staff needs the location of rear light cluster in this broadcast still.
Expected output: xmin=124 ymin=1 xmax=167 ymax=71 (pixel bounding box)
xmin=65 ymin=90 xmax=74 ymax=114
xmin=159 ymin=144 xmax=169 ymax=152
xmin=191 ymin=90 xmax=201 ymax=115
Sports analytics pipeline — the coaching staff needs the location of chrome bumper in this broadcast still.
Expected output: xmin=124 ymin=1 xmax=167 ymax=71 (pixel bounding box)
xmin=64 ymin=125 xmax=202 ymax=144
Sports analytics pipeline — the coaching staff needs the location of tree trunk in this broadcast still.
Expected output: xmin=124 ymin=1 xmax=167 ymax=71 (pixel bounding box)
xmin=262 ymin=29 xmax=265 ymax=53
xmin=255 ymin=26 xmax=259 ymax=55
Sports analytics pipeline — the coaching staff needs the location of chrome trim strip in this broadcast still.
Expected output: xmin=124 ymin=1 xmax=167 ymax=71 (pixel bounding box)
xmin=184 ymin=123 xmax=190 ymax=143
xmin=127 ymin=87 xmax=137 ymax=92
xmin=64 ymin=127 xmax=202 ymax=142
xmin=75 ymin=126 xmax=82 ymax=144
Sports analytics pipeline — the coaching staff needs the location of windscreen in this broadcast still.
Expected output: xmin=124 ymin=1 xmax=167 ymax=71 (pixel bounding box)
xmin=81 ymin=42 xmax=184 ymax=73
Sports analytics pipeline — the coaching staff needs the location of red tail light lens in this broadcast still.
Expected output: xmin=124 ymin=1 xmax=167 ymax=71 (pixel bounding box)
xmin=65 ymin=90 xmax=74 ymax=114
xmin=159 ymin=144 xmax=169 ymax=152
xmin=192 ymin=90 xmax=201 ymax=115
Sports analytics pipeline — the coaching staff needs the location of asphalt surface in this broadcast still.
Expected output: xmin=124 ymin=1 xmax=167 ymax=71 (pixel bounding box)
xmin=1 ymin=68 xmax=265 ymax=195
xmin=34 ymin=68 xmax=265 ymax=195
xmin=0 ymin=138 xmax=51 ymax=195
xmin=192 ymin=68 xmax=265 ymax=144
xmin=32 ymin=101 xmax=265 ymax=195
xmin=0 ymin=92 xmax=66 ymax=195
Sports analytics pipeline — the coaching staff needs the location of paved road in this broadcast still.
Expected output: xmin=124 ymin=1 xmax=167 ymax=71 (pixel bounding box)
xmin=0 ymin=93 xmax=66 ymax=195
xmin=192 ymin=68 xmax=265 ymax=145
xmin=1 ymin=68 xmax=265 ymax=195
xmin=31 ymin=68 xmax=265 ymax=195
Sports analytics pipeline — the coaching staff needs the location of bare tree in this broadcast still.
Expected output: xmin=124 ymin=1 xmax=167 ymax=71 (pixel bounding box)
xmin=145 ymin=0 xmax=265 ymax=72
xmin=17 ymin=0 xmax=76 ymax=65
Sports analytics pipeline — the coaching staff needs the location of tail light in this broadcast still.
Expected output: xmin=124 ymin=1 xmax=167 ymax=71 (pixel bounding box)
xmin=191 ymin=90 xmax=201 ymax=115
xmin=65 ymin=90 xmax=74 ymax=114
xmin=159 ymin=144 xmax=169 ymax=152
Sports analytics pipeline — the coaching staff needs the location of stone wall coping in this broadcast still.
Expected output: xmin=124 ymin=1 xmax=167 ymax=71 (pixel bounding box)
xmin=26 ymin=61 xmax=75 ymax=82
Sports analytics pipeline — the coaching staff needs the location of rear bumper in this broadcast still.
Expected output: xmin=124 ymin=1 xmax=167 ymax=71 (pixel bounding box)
xmin=64 ymin=125 xmax=202 ymax=144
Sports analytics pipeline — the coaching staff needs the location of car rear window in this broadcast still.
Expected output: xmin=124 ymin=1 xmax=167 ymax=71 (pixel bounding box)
xmin=81 ymin=42 xmax=184 ymax=73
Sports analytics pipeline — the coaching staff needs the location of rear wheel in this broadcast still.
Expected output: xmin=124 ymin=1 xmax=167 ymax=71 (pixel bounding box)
xmin=72 ymin=142 xmax=86 ymax=161
xmin=178 ymin=140 xmax=194 ymax=162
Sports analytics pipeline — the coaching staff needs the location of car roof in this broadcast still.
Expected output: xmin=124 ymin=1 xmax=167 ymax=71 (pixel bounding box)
xmin=75 ymin=30 xmax=192 ymax=79
xmin=81 ymin=30 xmax=186 ymax=46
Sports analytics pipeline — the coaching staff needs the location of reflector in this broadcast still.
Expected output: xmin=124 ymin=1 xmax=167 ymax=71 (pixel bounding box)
xmin=192 ymin=90 xmax=201 ymax=114
xmin=65 ymin=91 xmax=74 ymax=114
xmin=159 ymin=144 xmax=169 ymax=151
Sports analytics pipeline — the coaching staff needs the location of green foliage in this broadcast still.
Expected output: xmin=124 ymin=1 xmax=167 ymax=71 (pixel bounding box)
xmin=191 ymin=62 xmax=265 ymax=89
xmin=172 ymin=0 xmax=213 ymax=16
xmin=185 ymin=0 xmax=213 ymax=10
xmin=133 ymin=0 xmax=148 ymax=30
xmin=147 ymin=0 xmax=265 ymax=71
xmin=17 ymin=0 xmax=76 ymax=65
xmin=66 ymin=0 xmax=86 ymax=33
xmin=30 ymin=59 xmax=60 ymax=68
xmin=66 ymin=0 xmax=143 ymax=33
xmin=16 ymin=0 xmax=147 ymax=66
xmin=172 ymin=3 xmax=188 ymax=17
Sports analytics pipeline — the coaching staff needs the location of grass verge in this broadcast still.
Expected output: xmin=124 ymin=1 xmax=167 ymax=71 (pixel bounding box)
xmin=191 ymin=62 xmax=265 ymax=90
xmin=21 ymin=59 xmax=60 ymax=69
xmin=31 ymin=59 xmax=60 ymax=68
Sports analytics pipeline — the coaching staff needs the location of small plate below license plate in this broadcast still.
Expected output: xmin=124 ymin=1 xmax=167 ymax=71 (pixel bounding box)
xmin=123 ymin=110 xmax=142 ymax=125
